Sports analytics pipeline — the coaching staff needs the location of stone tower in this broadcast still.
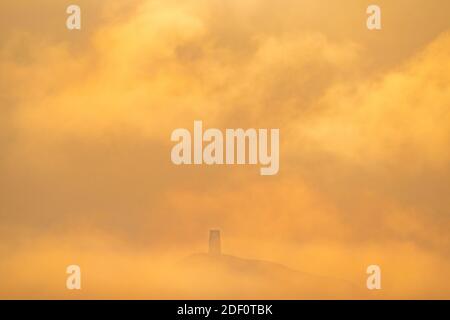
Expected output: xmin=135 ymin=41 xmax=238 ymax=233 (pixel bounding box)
xmin=209 ymin=229 xmax=221 ymax=255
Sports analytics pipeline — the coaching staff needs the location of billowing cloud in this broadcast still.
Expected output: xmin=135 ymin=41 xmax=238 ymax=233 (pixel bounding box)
xmin=0 ymin=0 xmax=449 ymax=298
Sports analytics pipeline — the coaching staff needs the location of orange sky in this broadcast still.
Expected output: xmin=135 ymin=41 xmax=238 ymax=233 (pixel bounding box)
xmin=0 ymin=0 xmax=449 ymax=299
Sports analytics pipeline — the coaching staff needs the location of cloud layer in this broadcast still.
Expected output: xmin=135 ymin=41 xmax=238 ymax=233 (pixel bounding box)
xmin=0 ymin=0 xmax=449 ymax=298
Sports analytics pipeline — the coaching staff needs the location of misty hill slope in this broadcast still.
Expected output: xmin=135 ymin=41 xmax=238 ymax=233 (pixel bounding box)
xmin=177 ymin=253 xmax=365 ymax=299
xmin=183 ymin=253 xmax=299 ymax=278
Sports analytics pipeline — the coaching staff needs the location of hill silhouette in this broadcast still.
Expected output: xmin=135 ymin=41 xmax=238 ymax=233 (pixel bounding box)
xmin=176 ymin=253 xmax=365 ymax=299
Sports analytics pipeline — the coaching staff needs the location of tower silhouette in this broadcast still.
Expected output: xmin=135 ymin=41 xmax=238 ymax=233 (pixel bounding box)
xmin=209 ymin=229 xmax=221 ymax=255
